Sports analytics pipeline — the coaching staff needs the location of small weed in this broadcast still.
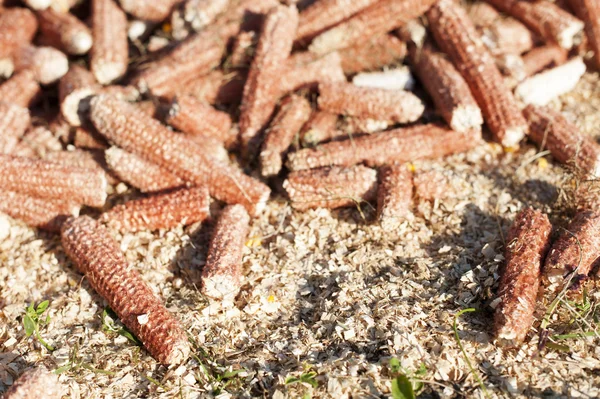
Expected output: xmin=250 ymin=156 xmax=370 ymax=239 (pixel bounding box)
xmin=55 ymin=341 xmax=115 ymax=376
xmin=285 ymin=371 xmax=319 ymax=388
xmin=388 ymin=358 xmax=427 ymax=399
xmin=101 ymin=307 xmax=140 ymax=345
xmin=23 ymin=300 xmax=54 ymax=351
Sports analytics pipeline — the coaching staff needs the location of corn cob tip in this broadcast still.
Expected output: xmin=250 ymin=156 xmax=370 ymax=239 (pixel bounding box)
xmin=24 ymin=0 xmax=52 ymax=9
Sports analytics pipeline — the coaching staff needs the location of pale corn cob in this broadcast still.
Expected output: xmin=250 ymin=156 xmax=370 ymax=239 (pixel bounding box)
xmin=568 ymin=0 xmax=600 ymax=68
xmin=300 ymin=111 xmax=342 ymax=146
xmin=278 ymin=51 xmax=346 ymax=96
xmin=338 ymin=34 xmax=407 ymax=75
xmin=413 ymin=169 xmax=454 ymax=200
xmin=91 ymin=0 xmax=128 ymax=84
xmin=377 ymin=164 xmax=413 ymax=231
xmin=229 ymin=30 xmax=256 ymax=68
xmin=0 ymin=154 xmax=107 ymax=207
xmin=127 ymin=20 xmax=154 ymax=41
xmin=59 ymin=65 xmax=100 ymax=126
xmin=494 ymin=207 xmax=551 ymax=347
xmin=283 ymin=165 xmax=378 ymax=210
xmin=239 ymin=5 xmax=299 ymax=154
xmin=0 ymin=7 xmax=38 ymax=59
xmin=482 ymin=17 xmax=535 ymax=56
xmin=174 ymin=0 xmax=229 ymax=35
xmin=37 ymin=8 xmax=93 ymax=55
xmin=409 ymin=45 xmax=483 ymax=133
xmin=43 ymin=148 xmax=118 ymax=184
xmin=118 ymin=0 xmax=181 ymax=22
xmin=100 ymin=186 xmax=209 ymax=232
xmin=12 ymin=44 xmax=68 ymax=84
xmin=100 ymin=85 xmax=141 ymax=102
xmin=468 ymin=2 xmax=500 ymax=28
xmin=61 ymin=216 xmax=191 ymax=364
xmin=0 ymin=69 xmax=41 ymax=107
xmin=2 ymin=368 xmax=64 ymax=399
xmin=11 ymin=141 xmax=38 ymax=158
xmin=50 ymin=0 xmax=81 ymax=12
xmin=523 ymin=104 xmax=600 ymax=177
xmin=0 ymin=190 xmax=80 ymax=231
xmin=397 ymin=19 xmax=428 ymax=47
xmin=73 ymin=125 xmax=109 ymax=149
xmin=543 ymin=211 xmax=600 ymax=291
xmin=522 ymin=44 xmax=568 ymax=77
xmin=287 ymin=123 xmax=482 ymax=170
xmin=515 ymin=57 xmax=586 ymax=106
xmin=175 ymin=70 xmax=246 ymax=104
xmin=23 ymin=0 xmax=52 ymax=10
xmin=260 ymin=95 xmax=312 ymax=177
xmin=201 ymin=204 xmax=249 ymax=301
xmin=309 ymin=0 xmax=437 ymax=55
xmin=352 ymin=66 xmax=416 ymax=91
xmin=318 ymin=82 xmax=424 ymax=124
xmin=495 ymin=53 xmax=527 ymax=83
xmin=295 ymin=0 xmax=380 ymax=42
xmin=339 ymin=116 xmax=391 ymax=135
xmin=105 ymin=146 xmax=185 ymax=193
xmin=427 ymin=0 xmax=528 ymax=147
xmin=133 ymin=100 xmax=158 ymax=119
xmin=0 ymin=57 xmax=14 ymax=79
xmin=19 ymin=126 xmax=63 ymax=157
xmin=0 ymin=102 xmax=31 ymax=154
xmin=89 ymin=95 xmax=270 ymax=215
xmin=485 ymin=0 xmax=584 ymax=49
xmin=166 ymin=95 xmax=235 ymax=146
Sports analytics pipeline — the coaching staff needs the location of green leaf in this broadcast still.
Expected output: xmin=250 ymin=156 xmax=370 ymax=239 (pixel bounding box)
xmin=389 ymin=358 xmax=401 ymax=374
xmin=220 ymin=369 xmax=244 ymax=380
xmin=415 ymin=363 xmax=427 ymax=377
xmin=302 ymin=394 xmax=312 ymax=399
xmin=300 ymin=372 xmax=318 ymax=388
xmin=391 ymin=374 xmax=415 ymax=399
xmin=27 ymin=303 xmax=35 ymax=315
xmin=23 ymin=314 xmax=35 ymax=337
xmin=285 ymin=376 xmax=301 ymax=385
xmin=36 ymin=300 xmax=49 ymax=314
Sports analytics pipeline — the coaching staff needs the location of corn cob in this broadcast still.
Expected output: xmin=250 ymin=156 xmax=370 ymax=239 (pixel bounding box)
xmin=495 ymin=53 xmax=527 ymax=84
xmin=338 ymin=34 xmax=407 ymax=74
xmin=61 ymin=215 xmax=191 ymax=364
xmin=12 ymin=44 xmax=68 ymax=84
xmin=260 ymin=95 xmax=312 ymax=177
xmin=105 ymin=146 xmax=186 ymax=193
xmin=283 ymin=165 xmax=378 ymax=210
xmin=50 ymin=0 xmax=82 ymax=12
xmin=494 ymin=207 xmax=551 ymax=347
xmin=91 ymin=0 xmax=128 ymax=84
xmin=395 ymin=18 xmax=428 ymax=47
xmin=37 ymin=8 xmax=93 ymax=55
xmin=568 ymin=0 xmax=600 ymax=68
xmin=427 ymin=0 xmax=527 ymax=147
xmin=339 ymin=116 xmax=391 ymax=135
xmin=278 ymin=51 xmax=346 ymax=97
xmin=468 ymin=2 xmax=501 ymax=28
xmin=229 ymin=30 xmax=256 ymax=68
xmin=118 ymin=0 xmax=181 ymax=22
xmin=0 ymin=102 xmax=31 ymax=154
xmin=318 ymin=82 xmax=424 ymax=124
xmin=100 ymin=85 xmax=141 ymax=102
xmin=300 ymin=111 xmax=342 ymax=146
xmin=483 ymin=17 xmax=535 ymax=55
xmin=309 ymin=0 xmax=437 ymax=55
xmin=0 ymin=69 xmax=41 ymax=108
xmin=0 ymin=154 xmax=107 ymax=207
xmin=172 ymin=0 xmax=229 ymax=37
xmin=127 ymin=19 xmax=154 ymax=41
xmin=352 ymin=66 xmax=415 ymax=91
xmin=377 ymin=164 xmax=413 ymax=231
xmin=287 ymin=123 xmax=482 ymax=170
xmin=73 ymin=125 xmax=109 ymax=150
xmin=89 ymin=95 xmax=270 ymax=215
xmin=19 ymin=126 xmax=63 ymax=157
xmin=0 ymin=190 xmax=80 ymax=231
xmin=239 ymin=5 xmax=299 ymax=154
xmin=2 ymin=368 xmax=64 ymax=399
xmin=59 ymin=65 xmax=100 ymax=126
xmin=174 ymin=70 xmax=246 ymax=105
xmin=43 ymin=148 xmax=118 ymax=184
xmin=49 ymin=115 xmax=74 ymax=144
xmin=23 ymin=0 xmax=52 ymax=9
xmin=408 ymin=45 xmax=483 ymax=133
xmin=522 ymin=44 xmax=568 ymax=77
xmin=0 ymin=7 xmax=38 ymax=59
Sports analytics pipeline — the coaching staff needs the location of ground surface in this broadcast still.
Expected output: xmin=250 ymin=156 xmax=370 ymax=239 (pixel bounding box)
xmin=1 ymin=74 xmax=600 ymax=399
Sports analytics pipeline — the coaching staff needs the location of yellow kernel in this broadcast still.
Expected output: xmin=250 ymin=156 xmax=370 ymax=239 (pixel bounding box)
xmin=406 ymin=163 xmax=416 ymax=172
xmin=503 ymin=146 xmax=519 ymax=153
xmin=537 ymin=157 xmax=548 ymax=169
xmin=245 ymin=236 xmax=262 ymax=247
xmin=162 ymin=22 xmax=172 ymax=33
xmin=267 ymin=295 xmax=275 ymax=303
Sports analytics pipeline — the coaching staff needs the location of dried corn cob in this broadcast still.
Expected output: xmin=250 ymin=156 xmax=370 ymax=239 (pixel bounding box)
xmin=523 ymin=104 xmax=600 ymax=177
xmin=468 ymin=1 xmax=500 ymax=28
xmin=2 ymin=368 xmax=64 ymax=399
xmin=43 ymin=148 xmax=118 ymax=184
xmin=278 ymin=51 xmax=346 ymax=96
xmin=91 ymin=0 xmax=128 ymax=84
xmin=105 ymin=146 xmax=185 ymax=193
xmin=175 ymin=70 xmax=246 ymax=105
xmin=339 ymin=116 xmax=391 ymax=135
xmin=59 ymin=65 xmax=100 ymax=126
xmin=568 ymin=0 xmax=600 ymax=68
xmin=89 ymin=95 xmax=270 ymax=214
xmin=287 ymin=123 xmax=482 ymax=170
xmin=260 ymin=95 xmax=312 ymax=177
xmin=51 ymin=0 xmax=81 ymax=12
xmin=309 ymin=0 xmax=437 ymax=55
xmin=61 ymin=216 xmax=191 ymax=364
xmin=338 ymin=34 xmax=407 ymax=75
xmin=396 ymin=18 xmax=428 ymax=47
xmin=283 ymin=165 xmax=378 ymax=210
xmin=73 ymin=125 xmax=109 ymax=150
xmin=0 ymin=154 xmax=107 ymax=207
xmin=229 ymin=30 xmax=256 ymax=68
xmin=0 ymin=7 xmax=38 ymax=59
xmin=300 ymin=111 xmax=341 ymax=146
xmin=0 ymin=102 xmax=31 ymax=154
xmin=19 ymin=126 xmax=63 ymax=157
xmin=201 ymin=204 xmax=249 ymax=301
xmin=100 ymin=85 xmax=141 ymax=102
xmin=37 ymin=8 xmax=93 ymax=55
xmin=495 ymin=53 xmax=527 ymax=83
xmin=0 ymin=190 xmax=80 ymax=231
xmin=515 ymin=57 xmax=586 ymax=106
xmin=352 ymin=66 xmax=415 ymax=91
xmin=0 ymin=69 xmax=41 ymax=108
xmin=413 ymin=169 xmax=453 ymax=201
xmin=173 ymin=0 xmax=229 ymax=37
xmin=23 ymin=0 xmax=52 ymax=9
xmin=522 ymin=44 xmax=569 ymax=77
xmin=118 ymin=0 xmax=181 ymax=22
xmin=377 ymin=164 xmax=413 ymax=231
xmin=239 ymin=5 xmax=299 ymax=154
xmin=494 ymin=207 xmax=551 ymax=347
xmin=12 ymin=44 xmax=68 ymax=84
xmin=127 ymin=19 xmax=154 ymax=41
xmin=427 ymin=0 xmax=527 ymax=147
xmin=483 ymin=17 xmax=535 ymax=56
xmin=318 ymin=82 xmax=424 ymax=124
xmin=409 ymin=45 xmax=483 ymax=133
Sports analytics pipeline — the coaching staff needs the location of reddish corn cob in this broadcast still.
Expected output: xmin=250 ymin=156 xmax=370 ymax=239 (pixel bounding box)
xmin=544 ymin=211 xmax=600 ymax=291
xmin=523 ymin=105 xmax=600 ymax=177
xmin=260 ymin=95 xmax=312 ymax=177
xmin=175 ymin=70 xmax=246 ymax=105
xmin=73 ymin=125 xmax=109 ymax=150
xmin=494 ymin=207 xmax=552 ymax=347
xmin=283 ymin=165 xmax=378 ymax=210
xmin=51 ymin=0 xmax=81 ymax=12
xmin=377 ymin=164 xmax=413 ymax=231
xmin=318 ymin=82 xmax=425 ymax=124
xmin=568 ymin=0 xmax=600 ymax=68
xmin=0 ymin=69 xmax=42 ymax=108
xmin=43 ymin=148 xmax=118 ymax=185
xmin=0 ymin=190 xmax=80 ymax=231
xmin=413 ymin=169 xmax=453 ymax=200
xmin=287 ymin=123 xmax=482 ymax=170
xmin=483 ymin=17 xmax=535 ymax=55
xmin=132 ymin=100 xmax=159 ymax=119
xmin=300 ymin=111 xmax=341 ymax=146
xmin=239 ymin=5 xmax=299 ymax=154
xmin=229 ymin=30 xmax=256 ymax=68
xmin=89 ymin=95 xmax=271 ymax=215
xmin=105 ymin=146 xmax=185 ymax=193
xmin=339 ymin=116 xmax=391 ymax=135
xmin=468 ymin=2 xmax=501 ymax=28
xmin=0 ymin=154 xmax=107 ymax=207
xmin=61 ymin=216 xmax=191 ymax=364
xmin=201 ymin=204 xmax=250 ymax=301
xmin=278 ymin=51 xmax=346 ymax=96
xmin=0 ymin=7 xmax=38 ymax=59
xmin=100 ymin=85 xmax=141 ymax=102
xmin=12 ymin=44 xmax=69 ymax=84
xmin=91 ymin=0 xmax=128 ymax=84
xmin=309 ymin=0 xmax=437 ymax=55
xmin=166 ymin=95 xmax=235 ymax=146
xmin=59 ymin=65 xmax=100 ymax=126
xmin=19 ymin=126 xmax=63 ymax=157
xmin=100 ymin=186 xmax=209 ymax=232
xmin=338 ymin=34 xmax=407 ymax=74
xmin=37 ymin=8 xmax=93 ymax=55
xmin=2 ymin=368 xmax=64 ymax=399
xmin=522 ymin=44 xmax=569 ymax=77
xmin=427 ymin=0 xmax=528 ymax=148
xmin=0 ymin=102 xmax=31 ymax=154
xmin=118 ymin=0 xmax=181 ymax=22
xmin=409 ymin=45 xmax=483 ymax=133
